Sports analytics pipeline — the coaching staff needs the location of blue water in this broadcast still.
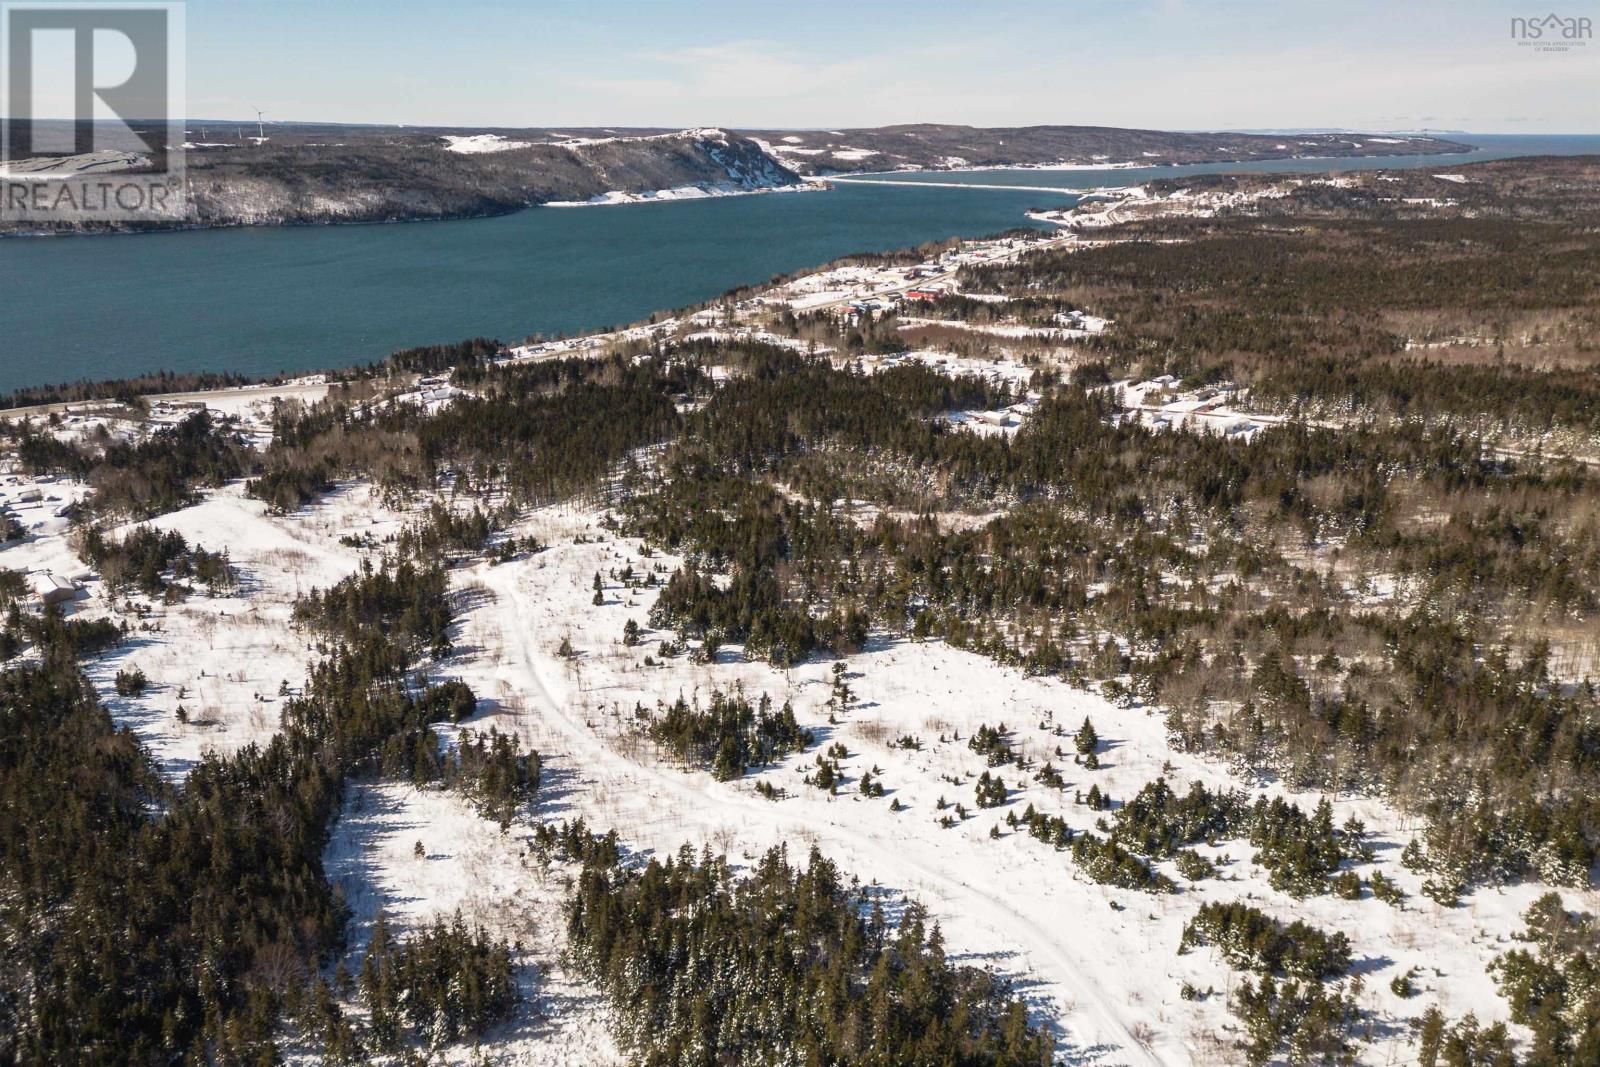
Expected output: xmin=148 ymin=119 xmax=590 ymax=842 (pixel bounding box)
xmin=0 ymin=183 xmax=1063 ymax=394
xmin=1 ymin=134 xmax=1596 ymax=394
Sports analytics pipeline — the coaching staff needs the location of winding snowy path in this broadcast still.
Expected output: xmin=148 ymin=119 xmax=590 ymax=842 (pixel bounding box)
xmin=473 ymin=558 xmax=1169 ymax=1067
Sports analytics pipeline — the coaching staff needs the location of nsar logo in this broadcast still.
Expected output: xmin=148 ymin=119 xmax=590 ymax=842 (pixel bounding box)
xmin=1511 ymin=12 xmax=1592 ymax=51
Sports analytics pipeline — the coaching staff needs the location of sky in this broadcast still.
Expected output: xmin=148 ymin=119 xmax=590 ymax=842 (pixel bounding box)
xmin=119 ymin=0 xmax=1600 ymax=131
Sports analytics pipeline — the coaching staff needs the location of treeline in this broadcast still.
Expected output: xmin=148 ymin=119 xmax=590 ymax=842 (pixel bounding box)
xmin=249 ymin=351 xmax=698 ymax=512
xmin=16 ymin=409 xmax=253 ymax=518
xmin=357 ymin=912 xmax=516 ymax=1054
xmin=650 ymin=564 xmax=870 ymax=667
xmin=1486 ymin=893 xmax=1600 ymax=1065
xmin=1180 ymin=901 xmax=1352 ymax=981
xmin=294 ymin=554 xmax=453 ymax=659
xmin=0 ymin=603 xmax=126 ymax=663
xmin=442 ymin=726 xmax=541 ymax=830
xmin=564 ymin=841 xmax=1053 ymax=1067
xmin=964 ymin=217 xmax=1600 ymax=435
xmin=381 ymin=336 xmax=502 ymax=377
xmin=1105 ymin=779 xmax=1366 ymax=898
xmin=1406 ymin=891 xmax=1600 ymax=1067
xmin=78 ymin=524 xmax=234 ymax=598
xmin=1179 ymin=901 xmax=1364 ymax=1066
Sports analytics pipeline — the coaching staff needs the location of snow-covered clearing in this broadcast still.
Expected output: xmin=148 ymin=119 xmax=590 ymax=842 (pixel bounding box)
xmin=898 ymin=314 xmax=1107 ymax=343
xmin=682 ymin=327 xmax=832 ymax=354
xmin=1 ymin=481 xmax=401 ymax=776
xmin=441 ymin=134 xmax=533 ymax=154
xmin=550 ymin=127 xmax=731 ymax=149
xmin=1111 ymin=378 xmax=1271 ymax=443
xmin=865 ymin=348 xmax=1039 ymax=390
xmin=407 ymin=503 xmax=1594 ymax=1066
xmin=0 ymin=149 xmax=146 ymax=178
xmin=323 ymin=781 xmax=623 ymax=1066
xmin=7 ymin=444 xmax=1591 ymax=1062
xmin=1028 ymin=181 xmax=1301 ymax=230
xmin=0 ymin=377 xmax=331 ymax=443
xmin=119 ymin=485 xmax=384 ymax=772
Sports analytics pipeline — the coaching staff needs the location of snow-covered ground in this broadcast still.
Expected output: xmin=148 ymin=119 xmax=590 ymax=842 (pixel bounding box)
xmin=0 ymin=376 xmax=332 ymax=448
xmin=755 ymin=234 xmax=1069 ymax=312
xmin=4 ymin=215 xmax=1592 ymax=1065
xmin=545 ymin=179 xmax=824 ymax=208
xmin=1111 ymin=378 xmax=1271 ymax=443
xmin=323 ymin=781 xmax=623 ymax=1066
xmin=402 ymin=504 xmax=1591 ymax=1066
xmin=441 ymin=134 xmax=533 ymax=154
xmin=0 ymin=149 xmax=146 ymax=178
xmin=1027 ymin=181 xmax=1300 ymax=230
xmin=5 ymin=445 xmax=1593 ymax=1064
xmin=898 ymin=312 xmax=1108 ymax=343
xmin=1 ymin=482 xmax=393 ymax=775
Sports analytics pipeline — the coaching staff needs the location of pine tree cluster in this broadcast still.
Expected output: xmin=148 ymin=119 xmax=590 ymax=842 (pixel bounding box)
xmin=565 ymin=842 xmax=1053 ymax=1067
xmin=642 ymin=686 xmax=812 ymax=781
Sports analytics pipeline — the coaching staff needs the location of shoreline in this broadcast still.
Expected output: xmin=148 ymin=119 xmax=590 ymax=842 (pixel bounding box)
xmin=0 ymin=181 xmax=829 ymax=236
xmin=543 ymin=178 xmax=828 ymax=208
xmin=0 ymin=226 xmax=1072 ymax=417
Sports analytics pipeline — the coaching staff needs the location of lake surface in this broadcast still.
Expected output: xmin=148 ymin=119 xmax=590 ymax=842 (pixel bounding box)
xmin=3 ymin=134 xmax=1596 ymax=395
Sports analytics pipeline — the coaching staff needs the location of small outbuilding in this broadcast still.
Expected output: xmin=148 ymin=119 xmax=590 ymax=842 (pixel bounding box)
xmin=29 ymin=572 xmax=80 ymax=607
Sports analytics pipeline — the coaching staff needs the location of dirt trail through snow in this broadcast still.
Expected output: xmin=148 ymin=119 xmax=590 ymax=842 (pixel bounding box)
xmin=475 ymin=560 xmax=1166 ymax=1067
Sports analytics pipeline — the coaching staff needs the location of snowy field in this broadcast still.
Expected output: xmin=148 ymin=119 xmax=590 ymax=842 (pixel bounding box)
xmin=412 ymin=505 xmax=1591 ymax=1066
xmin=8 ymin=455 xmax=1589 ymax=1063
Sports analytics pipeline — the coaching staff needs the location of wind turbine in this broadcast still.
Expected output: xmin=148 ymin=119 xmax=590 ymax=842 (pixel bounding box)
xmin=253 ymin=107 xmax=267 ymax=143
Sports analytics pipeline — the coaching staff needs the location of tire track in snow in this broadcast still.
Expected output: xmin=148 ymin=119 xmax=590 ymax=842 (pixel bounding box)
xmin=473 ymin=560 xmax=1172 ymax=1067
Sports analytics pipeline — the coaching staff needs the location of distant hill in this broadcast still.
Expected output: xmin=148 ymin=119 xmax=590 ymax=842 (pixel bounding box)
xmin=0 ymin=121 xmax=1473 ymax=233
xmin=735 ymin=123 xmax=1474 ymax=174
xmin=2 ymin=125 xmax=805 ymax=233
